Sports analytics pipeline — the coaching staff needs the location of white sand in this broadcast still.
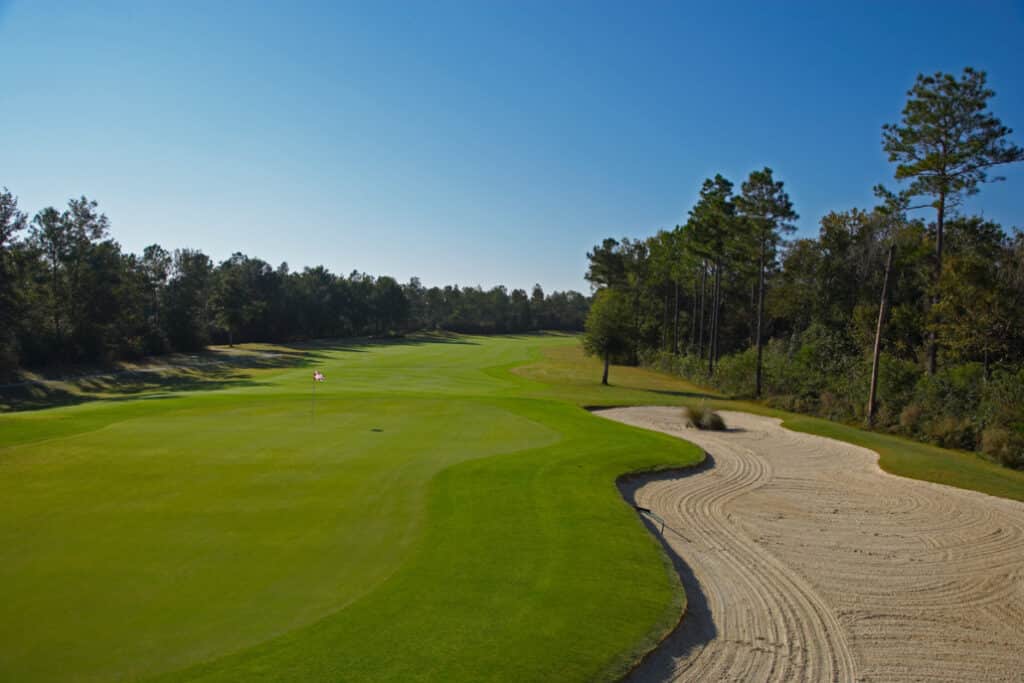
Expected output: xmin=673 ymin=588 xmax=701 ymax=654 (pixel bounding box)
xmin=598 ymin=408 xmax=1024 ymax=682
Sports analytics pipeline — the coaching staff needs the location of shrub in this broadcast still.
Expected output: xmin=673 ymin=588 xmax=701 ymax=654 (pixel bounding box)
xmin=875 ymin=403 xmax=900 ymax=430
xmin=711 ymin=348 xmax=757 ymax=397
xmin=981 ymin=427 xmax=1024 ymax=469
xmin=878 ymin=354 xmax=919 ymax=411
xmin=818 ymin=390 xmax=860 ymax=422
xmin=681 ymin=405 xmax=701 ymax=427
xmin=924 ymin=415 xmax=975 ymax=450
xmin=676 ymin=353 xmax=710 ymax=382
xmin=980 ymin=368 xmax=1024 ymax=428
xmin=638 ymin=350 xmax=708 ymax=385
xmin=912 ymin=363 xmax=985 ymax=420
xmin=700 ymin=410 xmax=727 ymax=430
xmin=683 ymin=405 xmax=726 ymax=431
xmin=761 ymin=340 xmax=799 ymax=396
xmin=899 ymin=403 xmax=924 ymax=433
xmin=790 ymin=323 xmax=857 ymax=396
xmin=639 ymin=344 xmax=1024 ymax=471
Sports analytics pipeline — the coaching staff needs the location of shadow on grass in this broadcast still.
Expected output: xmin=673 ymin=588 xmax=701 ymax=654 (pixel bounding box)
xmin=1 ymin=331 xmax=493 ymax=413
xmin=0 ymin=347 xmax=306 ymax=413
xmin=648 ymin=388 xmax=719 ymax=401
xmin=486 ymin=331 xmax=579 ymax=340
xmin=1 ymin=372 xmax=276 ymax=413
xmin=274 ymin=332 xmax=482 ymax=359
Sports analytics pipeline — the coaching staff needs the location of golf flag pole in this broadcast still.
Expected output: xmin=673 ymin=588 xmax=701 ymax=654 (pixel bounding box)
xmin=312 ymin=370 xmax=325 ymax=421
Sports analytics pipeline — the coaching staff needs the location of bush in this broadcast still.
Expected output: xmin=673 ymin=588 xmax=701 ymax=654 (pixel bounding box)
xmin=912 ymin=363 xmax=985 ymax=420
xmin=639 ymin=344 xmax=1024 ymax=471
xmin=711 ymin=348 xmax=757 ymax=396
xmin=701 ymin=410 xmax=726 ymax=430
xmin=875 ymin=402 xmax=900 ymax=430
xmin=878 ymin=354 xmax=919 ymax=410
xmin=981 ymin=427 xmax=1024 ymax=469
xmin=790 ymin=323 xmax=857 ymax=396
xmin=818 ymin=389 xmax=863 ymax=422
xmin=766 ymin=393 xmax=819 ymax=414
xmin=980 ymin=368 xmax=1024 ymax=428
xmin=924 ymin=415 xmax=975 ymax=450
xmin=899 ymin=403 xmax=924 ymax=433
xmin=683 ymin=405 xmax=726 ymax=430
xmin=761 ymin=339 xmax=805 ymax=396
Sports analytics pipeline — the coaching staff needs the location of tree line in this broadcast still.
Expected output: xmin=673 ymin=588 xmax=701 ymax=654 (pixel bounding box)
xmin=0 ymin=193 xmax=588 ymax=375
xmin=583 ymin=67 xmax=1024 ymax=468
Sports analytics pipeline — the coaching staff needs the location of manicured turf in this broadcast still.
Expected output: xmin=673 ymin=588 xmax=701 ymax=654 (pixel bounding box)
xmin=3 ymin=334 xmax=1021 ymax=682
xmin=0 ymin=335 xmax=702 ymax=682
xmin=518 ymin=343 xmax=1024 ymax=502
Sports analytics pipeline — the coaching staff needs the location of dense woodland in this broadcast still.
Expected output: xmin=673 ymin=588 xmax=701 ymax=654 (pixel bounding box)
xmin=583 ymin=67 xmax=1024 ymax=469
xmin=0 ymin=193 xmax=588 ymax=376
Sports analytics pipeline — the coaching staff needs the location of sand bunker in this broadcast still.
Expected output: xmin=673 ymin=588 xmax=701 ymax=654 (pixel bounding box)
xmin=599 ymin=408 xmax=1024 ymax=682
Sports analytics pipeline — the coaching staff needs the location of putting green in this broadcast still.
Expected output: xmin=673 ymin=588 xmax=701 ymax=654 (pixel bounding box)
xmin=0 ymin=335 xmax=704 ymax=682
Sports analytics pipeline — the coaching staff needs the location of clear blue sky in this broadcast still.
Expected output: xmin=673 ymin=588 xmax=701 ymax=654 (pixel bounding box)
xmin=2 ymin=1 xmax=1023 ymax=292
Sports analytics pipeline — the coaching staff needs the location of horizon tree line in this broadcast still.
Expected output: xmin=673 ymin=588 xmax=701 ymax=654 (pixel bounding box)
xmin=0 ymin=193 xmax=589 ymax=376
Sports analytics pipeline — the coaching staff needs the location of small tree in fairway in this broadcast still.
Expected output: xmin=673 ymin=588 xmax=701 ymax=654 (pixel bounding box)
xmin=583 ymin=288 xmax=632 ymax=385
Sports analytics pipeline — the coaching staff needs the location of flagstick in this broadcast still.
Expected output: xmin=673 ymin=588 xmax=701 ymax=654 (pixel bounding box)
xmin=311 ymin=376 xmax=316 ymax=423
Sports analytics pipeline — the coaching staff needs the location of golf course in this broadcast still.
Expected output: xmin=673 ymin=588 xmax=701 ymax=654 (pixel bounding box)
xmin=3 ymin=333 xmax=1022 ymax=682
xmin=5 ymin=2 xmax=1024 ymax=679
xmin=1 ymin=334 xmax=705 ymax=682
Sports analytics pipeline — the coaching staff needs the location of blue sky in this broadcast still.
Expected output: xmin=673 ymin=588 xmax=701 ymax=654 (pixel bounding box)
xmin=2 ymin=1 xmax=1022 ymax=292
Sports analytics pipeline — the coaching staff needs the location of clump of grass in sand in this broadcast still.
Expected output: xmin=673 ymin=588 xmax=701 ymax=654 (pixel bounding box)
xmin=683 ymin=405 xmax=726 ymax=430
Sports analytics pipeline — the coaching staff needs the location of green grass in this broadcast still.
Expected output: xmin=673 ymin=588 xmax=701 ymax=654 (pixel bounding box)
xmin=3 ymin=334 xmax=1021 ymax=682
xmin=777 ymin=415 xmax=1024 ymax=502
xmin=516 ymin=343 xmax=1024 ymax=502
xmin=0 ymin=334 xmax=702 ymax=682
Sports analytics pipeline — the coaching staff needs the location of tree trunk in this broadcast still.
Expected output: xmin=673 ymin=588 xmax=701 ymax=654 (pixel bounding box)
xmin=867 ymin=245 xmax=895 ymax=426
xmin=689 ymin=277 xmax=698 ymax=353
xmin=697 ymin=263 xmax=706 ymax=358
xmin=50 ymin=260 xmax=63 ymax=358
xmin=602 ymin=351 xmax=610 ymax=385
xmin=673 ymin=280 xmax=680 ymax=355
xmin=708 ymin=260 xmax=721 ymax=376
xmin=715 ymin=263 xmax=723 ymax=363
xmin=927 ymin=191 xmax=945 ymax=375
xmin=719 ymin=265 xmax=724 ymax=361
xmin=750 ymin=280 xmax=756 ymax=348
xmin=632 ymin=290 xmax=641 ymax=365
xmin=755 ymin=238 xmax=766 ymax=398
xmin=707 ymin=263 xmax=715 ymax=376
xmin=663 ymin=292 xmax=671 ymax=351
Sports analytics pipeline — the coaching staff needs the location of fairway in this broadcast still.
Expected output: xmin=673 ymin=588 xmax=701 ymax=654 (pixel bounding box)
xmin=5 ymin=334 xmax=1023 ymax=682
xmin=0 ymin=334 xmax=704 ymax=682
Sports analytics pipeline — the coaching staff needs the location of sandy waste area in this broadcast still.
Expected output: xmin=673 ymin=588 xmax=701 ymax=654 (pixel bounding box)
xmin=598 ymin=408 xmax=1024 ymax=682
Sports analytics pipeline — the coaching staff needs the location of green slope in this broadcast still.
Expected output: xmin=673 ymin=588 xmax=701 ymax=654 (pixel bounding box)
xmin=0 ymin=335 xmax=700 ymax=682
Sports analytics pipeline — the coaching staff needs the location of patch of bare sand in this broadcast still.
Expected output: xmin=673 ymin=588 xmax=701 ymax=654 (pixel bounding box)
xmin=598 ymin=408 xmax=1024 ymax=683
